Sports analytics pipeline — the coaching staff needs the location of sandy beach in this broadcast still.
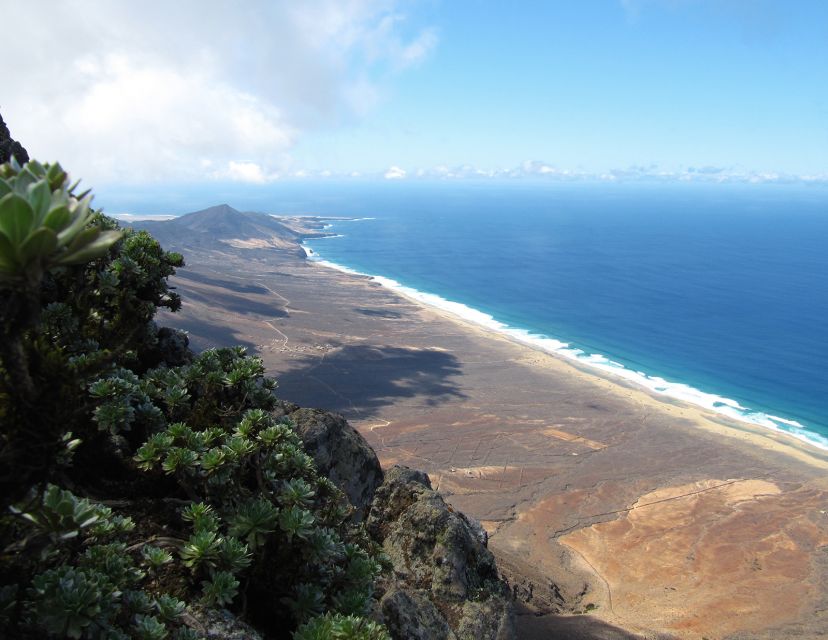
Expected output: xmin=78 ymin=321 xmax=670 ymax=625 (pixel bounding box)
xmin=153 ymin=220 xmax=828 ymax=640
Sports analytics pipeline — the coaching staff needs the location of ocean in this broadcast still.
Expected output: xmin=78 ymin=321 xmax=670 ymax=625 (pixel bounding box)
xmin=291 ymin=181 xmax=828 ymax=450
xmin=105 ymin=180 xmax=828 ymax=449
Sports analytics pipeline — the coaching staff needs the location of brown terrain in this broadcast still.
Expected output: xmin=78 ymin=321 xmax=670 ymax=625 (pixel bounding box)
xmin=139 ymin=206 xmax=828 ymax=639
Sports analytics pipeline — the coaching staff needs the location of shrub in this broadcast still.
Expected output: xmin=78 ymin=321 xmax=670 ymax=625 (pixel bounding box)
xmin=0 ymin=160 xmax=183 ymax=508
xmin=0 ymin=159 xmax=389 ymax=639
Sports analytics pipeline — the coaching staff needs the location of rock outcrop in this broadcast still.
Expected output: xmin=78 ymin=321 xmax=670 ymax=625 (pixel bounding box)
xmin=284 ymin=410 xmax=515 ymax=640
xmin=368 ymin=466 xmax=515 ymax=640
xmin=0 ymin=112 xmax=29 ymax=165
xmin=183 ymin=607 xmax=263 ymax=640
xmin=289 ymin=408 xmax=384 ymax=521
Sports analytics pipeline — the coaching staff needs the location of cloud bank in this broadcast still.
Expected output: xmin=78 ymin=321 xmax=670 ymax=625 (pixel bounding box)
xmin=1 ymin=0 xmax=436 ymax=184
xmin=280 ymin=161 xmax=828 ymax=185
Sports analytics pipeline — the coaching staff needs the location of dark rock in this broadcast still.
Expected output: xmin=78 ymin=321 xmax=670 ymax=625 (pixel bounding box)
xmin=289 ymin=408 xmax=383 ymax=521
xmin=271 ymin=398 xmax=300 ymax=421
xmin=138 ymin=323 xmax=193 ymax=369
xmin=380 ymin=588 xmax=457 ymax=640
xmin=369 ymin=465 xmax=516 ymax=640
xmin=156 ymin=326 xmax=193 ymax=366
xmin=183 ymin=606 xmax=263 ymax=639
xmin=0 ymin=112 xmax=29 ymax=165
xmin=457 ymin=598 xmax=515 ymax=640
xmin=367 ymin=465 xmax=432 ymax=541
xmin=459 ymin=510 xmax=489 ymax=547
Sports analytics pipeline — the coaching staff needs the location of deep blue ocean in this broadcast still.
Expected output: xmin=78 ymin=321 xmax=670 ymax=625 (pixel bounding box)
xmin=107 ymin=181 xmax=828 ymax=449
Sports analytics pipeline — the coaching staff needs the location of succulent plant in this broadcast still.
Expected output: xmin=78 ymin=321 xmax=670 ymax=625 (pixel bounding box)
xmin=228 ymin=498 xmax=279 ymax=550
xmin=293 ymin=613 xmax=391 ymax=640
xmin=218 ymin=537 xmax=252 ymax=573
xmin=132 ymin=613 xmax=169 ymax=640
xmin=28 ymin=566 xmax=120 ymax=639
xmin=200 ymin=571 xmax=239 ymax=607
xmin=179 ymin=530 xmax=222 ymax=571
xmin=181 ymin=502 xmax=219 ymax=534
xmin=12 ymin=485 xmax=104 ymax=543
xmin=286 ymin=583 xmax=326 ymax=623
xmin=281 ymin=478 xmax=316 ymax=508
xmin=154 ymin=594 xmax=186 ymax=622
xmin=0 ymin=159 xmax=121 ymax=286
xmin=141 ymin=545 xmax=174 ymax=570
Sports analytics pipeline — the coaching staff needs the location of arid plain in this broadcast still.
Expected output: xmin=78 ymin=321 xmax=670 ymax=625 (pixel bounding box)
xmin=144 ymin=209 xmax=828 ymax=640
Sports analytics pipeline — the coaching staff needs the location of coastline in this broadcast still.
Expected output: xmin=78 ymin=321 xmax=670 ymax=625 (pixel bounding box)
xmin=156 ymin=222 xmax=828 ymax=639
xmin=301 ymin=243 xmax=828 ymax=466
xmin=373 ymin=272 xmax=828 ymax=469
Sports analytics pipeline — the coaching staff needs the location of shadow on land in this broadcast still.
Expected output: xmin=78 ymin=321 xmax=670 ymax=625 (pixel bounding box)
xmin=174 ymin=269 xmax=270 ymax=295
xmin=354 ymin=307 xmax=402 ymax=319
xmin=274 ymin=344 xmax=466 ymax=418
xmin=157 ymin=313 xmax=259 ymax=353
xmin=516 ymin=604 xmax=653 ymax=640
xmin=182 ymin=288 xmax=288 ymax=318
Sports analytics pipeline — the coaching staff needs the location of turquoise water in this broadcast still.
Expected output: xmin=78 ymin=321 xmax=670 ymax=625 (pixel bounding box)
xmin=295 ymin=182 xmax=828 ymax=450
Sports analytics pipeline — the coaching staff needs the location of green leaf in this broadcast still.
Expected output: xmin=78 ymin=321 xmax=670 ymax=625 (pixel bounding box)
xmin=12 ymin=167 xmax=37 ymax=195
xmin=26 ymin=160 xmax=46 ymax=177
xmin=0 ymin=193 xmax=35 ymax=245
xmin=65 ymin=226 xmax=101 ymax=253
xmin=27 ymin=180 xmax=51 ymax=222
xmin=0 ymin=179 xmax=10 ymax=198
xmin=56 ymin=196 xmax=93 ymax=247
xmin=49 ymin=187 xmax=69 ymax=210
xmin=0 ymin=231 xmax=19 ymax=270
xmin=57 ymin=230 xmax=121 ymax=265
xmin=46 ymin=162 xmax=66 ymax=191
xmin=43 ymin=205 xmax=71 ymax=232
xmin=19 ymin=227 xmax=58 ymax=263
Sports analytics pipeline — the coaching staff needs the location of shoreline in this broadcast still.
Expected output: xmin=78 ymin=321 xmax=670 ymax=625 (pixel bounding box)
xmin=157 ymin=225 xmax=828 ymax=638
xmin=300 ymin=243 xmax=828 ymax=467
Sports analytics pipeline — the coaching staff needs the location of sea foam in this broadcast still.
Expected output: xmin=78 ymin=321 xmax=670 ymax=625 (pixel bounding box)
xmin=301 ymin=237 xmax=828 ymax=452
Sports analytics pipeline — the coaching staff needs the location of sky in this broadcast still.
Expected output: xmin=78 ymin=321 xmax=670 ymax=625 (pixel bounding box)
xmin=2 ymin=0 xmax=827 ymax=187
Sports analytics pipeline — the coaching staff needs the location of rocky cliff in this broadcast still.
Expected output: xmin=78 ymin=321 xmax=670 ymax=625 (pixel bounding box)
xmin=286 ymin=406 xmax=516 ymax=640
xmin=0 ymin=112 xmax=29 ymax=165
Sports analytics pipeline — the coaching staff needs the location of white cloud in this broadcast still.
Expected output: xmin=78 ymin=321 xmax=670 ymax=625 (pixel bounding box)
xmin=399 ymin=27 xmax=439 ymax=68
xmin=1 ymin=1 xmax=437 ymax=184
xmin=384 ymin=165 xmax=406 ymax=179
xmin=216 ymin=162 xmax=278 ymax=184
xmin=382 ymin=162 xmax=828 ymax=185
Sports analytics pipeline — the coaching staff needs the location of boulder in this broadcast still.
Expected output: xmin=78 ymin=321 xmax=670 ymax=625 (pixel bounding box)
xmin=288 ymin=408 xmax=383 ymax=520
xmin=368 ymin=465 xmax=515 ymax=640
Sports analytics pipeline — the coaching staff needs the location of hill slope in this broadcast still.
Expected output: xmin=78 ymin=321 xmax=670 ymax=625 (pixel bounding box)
xmin=134 ymin=204 xmax=311 ymax=256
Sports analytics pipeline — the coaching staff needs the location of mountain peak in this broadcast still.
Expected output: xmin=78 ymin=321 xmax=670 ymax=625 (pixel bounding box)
xmin=131 ymin=203 xmax=303 ymax=254
xmin=178 ymin=203 xmax=242 ymax=221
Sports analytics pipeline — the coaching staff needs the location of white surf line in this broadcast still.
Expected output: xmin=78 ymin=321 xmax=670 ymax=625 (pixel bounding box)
xmin=302 ymin=241 xmax=828 ymax=453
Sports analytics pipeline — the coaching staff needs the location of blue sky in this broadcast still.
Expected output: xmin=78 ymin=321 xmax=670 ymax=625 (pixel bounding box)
xmin=3 ymin=1 xmax=827 ymax=185
xmin=295 ymin=1 xmax=828 ymax=178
